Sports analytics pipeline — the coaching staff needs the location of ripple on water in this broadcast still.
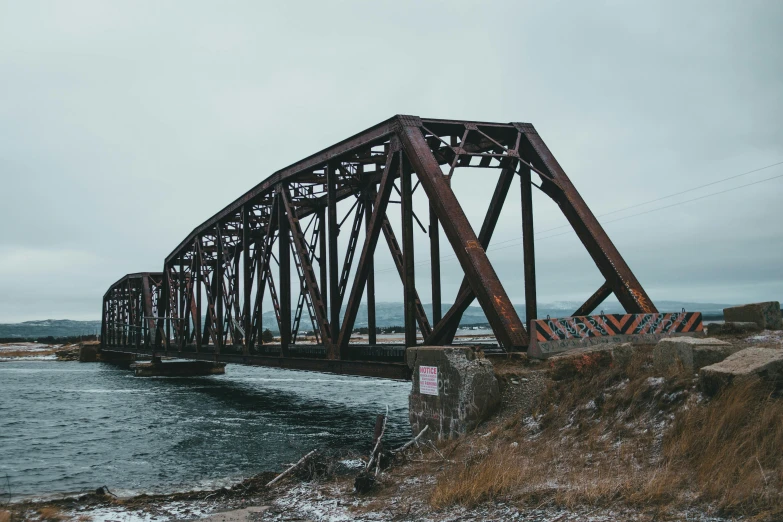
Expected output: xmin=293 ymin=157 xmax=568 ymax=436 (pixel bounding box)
xmin=1 ymin=360 xmax=410 ymax=497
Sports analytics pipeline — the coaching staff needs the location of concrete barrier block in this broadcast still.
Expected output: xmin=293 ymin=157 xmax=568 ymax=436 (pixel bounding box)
xmin=547 ymin=343 xmax=635 ymax=380
xmin=407 ymin=346 xmax=500 ymax=441
xmin=706 ymin=322 xmax=762 ymax=336
xmin=723 ymin=302 xmax=782 ymax=330
xmin=699 ymin=347 xmax=783 ymax=395
xmin=78 ymin=344 xmax=98 ymax=362
xmin=653 ymin=337 xmax=734 ymax=375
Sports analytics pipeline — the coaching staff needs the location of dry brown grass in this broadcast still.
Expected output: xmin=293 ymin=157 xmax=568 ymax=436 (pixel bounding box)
xmin=651 ymin=380 xmax=783 ymax=517
xmin=430 ymin=348 xmax=783 ymax=519
xmin=37 ymin=507 xmax=65 ymax=521
xmin=0 ymin=348 xmax=58 ymax=358
xmin=0 ymin=510 xmax=10 ymax=522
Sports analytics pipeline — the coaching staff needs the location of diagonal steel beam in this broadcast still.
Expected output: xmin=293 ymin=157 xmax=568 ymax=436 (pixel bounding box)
xmin=572 ymin=281 xmax=613 ymax=317
xmin=516 ymin=124 xmax=656 ymax=314
xmin=425 ymin=166 xmax=516 ymax=345
xmin=336 ymin=198 xmax=365 ymax=311
xmin=282 ymin=187 xmax=331 ymax=345
xmin=337 ymin=143 xmax=400 ymax=351
xmin=398 ymin=116 xmax=528 ymax=349
xmin=380 ymin=216 xmax=432 ymax=338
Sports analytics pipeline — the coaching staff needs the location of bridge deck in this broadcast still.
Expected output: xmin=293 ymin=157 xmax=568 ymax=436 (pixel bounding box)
xmin=101 ymin=345 xmax=411 ymax=379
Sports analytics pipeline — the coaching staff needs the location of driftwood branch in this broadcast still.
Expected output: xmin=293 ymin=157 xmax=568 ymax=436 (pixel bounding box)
xmin=366 ymin=405 xmax=389 ymax=474
xmin=266 ymin=449 xmax=318 ymax=487
xmin=392 ymin=426 xmax=429 ymax=454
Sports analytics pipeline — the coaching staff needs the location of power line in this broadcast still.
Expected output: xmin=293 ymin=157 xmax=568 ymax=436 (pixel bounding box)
xmin=479 ymin=158 xmax=783 ymax=244
xmin=373 ymin=160 xmax=783 ymax=274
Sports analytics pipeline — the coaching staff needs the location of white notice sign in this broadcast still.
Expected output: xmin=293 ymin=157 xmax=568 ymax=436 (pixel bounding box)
xmin=419 ymin=366 xmax=439 ymax=396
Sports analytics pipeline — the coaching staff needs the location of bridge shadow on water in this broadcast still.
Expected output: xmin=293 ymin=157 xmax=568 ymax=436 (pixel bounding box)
xmin=139 ymin=365 xmax=412 ymax=450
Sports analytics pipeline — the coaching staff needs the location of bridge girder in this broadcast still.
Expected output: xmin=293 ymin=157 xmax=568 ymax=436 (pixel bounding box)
xmin=101 ymin=115 xmax=656 ymax=377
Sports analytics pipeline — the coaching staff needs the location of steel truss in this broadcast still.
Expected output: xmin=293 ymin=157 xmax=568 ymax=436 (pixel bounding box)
xmin=101 ymin=116 xmax=656 ymax=378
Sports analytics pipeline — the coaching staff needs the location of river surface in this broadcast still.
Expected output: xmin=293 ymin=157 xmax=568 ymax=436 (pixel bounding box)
xmin=0 ymin=360 xmax=410 ymax=498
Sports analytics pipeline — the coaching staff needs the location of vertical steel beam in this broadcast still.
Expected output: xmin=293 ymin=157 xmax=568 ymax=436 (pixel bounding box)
xmin=520 ymin=168 xmax=537 ymax=329
xmin=380 ymin=216 xmax=432 ymax=337
xmin=281 ymin=187 xmax=331 ymax=345
xmin=326 ymin=164 xmax=340 ymax=357
xmin=400 ymin=160 xmax=417 ymax=348
xmin=195 ymin=238 xmax=202 ymax=352
xmin=338 ymin=145 xmax=399 ymax=349
xmin=141 ymin=274 xmax=153 ymax=348
xmin=517 ymin=124 xmax=656 ymax=314
xmin=242 ymin=205 xmax=251 ymax=355
xmin=164 ymin=267 xmax=171 ymax=351
xmin=256 ymin=231 xmax=264 ymax=347
xmin=216 ymin=226 xmax=224 ymax=354
xmin=278 ymin=188 xmax=291 ymax=355
xmin=179 ymin=255 xmax=185 ymax=351
xmin=398 ymin=117 xmax=528 ymax=349
xmin=426 ymin=168 xmax=515 ymax=344
xmin=429 ymin=203 xmax=441 ymax=325
xmin=318 ymin=206 xmax=328 ymax=318
xmin=101 ymin=297 xmax=107 ymax=346
xmin=364 ymin=185 xmax=377 ymax=345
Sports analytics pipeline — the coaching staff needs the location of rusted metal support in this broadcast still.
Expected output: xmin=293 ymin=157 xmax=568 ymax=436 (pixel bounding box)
xmin=380 ymin=217 xmax=432 ymax=337
xmin=338 ymin=145 xmax=399 ymax=349
xmin=216 ymin=225 xmax=224 ymax=354
xmin=520 ymin=167 xmax=537 ymax=329
xmin=364 ymin=185 xmax=377 ymax=345
xmin=106 ymin=115 xmax=660 ymax=375
xmin=516 ymin=124 xmax=656 ymax=314
xmin=336 ymin=199 xmax=365 ymax=312
xmin=429 ymin=203 xmax=441 ymax=325
xmin=572 ymin=281 xmax=613 ymax=317
xmin=425 ymin=167 xmax=515 ymax=345
xmin=164 ymin=267 xmax=171 ymax=350
xmin=278 ymin=188 xmax=291 ymax=355
xmin=318 ymin=206 xmax=328 ymax=326
xmin=179 ymin=255 xmax=185 ymax=352
xmin=242 ymin=205 xmax=251 ymax=355
xmin=141 ymin=274 xmax=153 ymax=347
xmin=196 ymin=239 xmax=202 ymax=352
xmin=398 ymin=118 xmax=527 ymax=349
xmin=327 ymin=163 xmax=340 ymax=357
xmin=282 ymin=187 xmax=331 ymax=345
xmin=401 ymin=159 xmax=417 ymax=348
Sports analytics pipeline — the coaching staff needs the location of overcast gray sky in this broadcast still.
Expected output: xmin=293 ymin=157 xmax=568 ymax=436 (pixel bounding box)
xmin=1 ymin=0 xmax=781 ymax=322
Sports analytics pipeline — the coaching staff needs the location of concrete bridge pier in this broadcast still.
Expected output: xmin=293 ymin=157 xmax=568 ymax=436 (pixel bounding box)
xmin=98 ymin=349 xmax=136 ymax=365
xmin=131 ymin=359 xmax=226 ymax=377
xmin=407 ymin=346 xmax=500 ymax=441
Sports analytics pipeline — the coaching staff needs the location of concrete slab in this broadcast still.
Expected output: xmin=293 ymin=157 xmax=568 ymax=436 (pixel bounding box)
xmin=407 ymin=346 xmax=499 ymax=441
xmin=78 ymin=344 xmax=98 ymax=362
xmin=705 ymin=322 xmax=762 ymax=335
xmin=653 ymin=337 xmax=735 ymax=375
xmin=699 ymin=347 xmax=783 ymax=395
xmin=547 ymin=342 xmax=636 ymax=380
xmin=723 ymin=302 xmax=782 ymax=330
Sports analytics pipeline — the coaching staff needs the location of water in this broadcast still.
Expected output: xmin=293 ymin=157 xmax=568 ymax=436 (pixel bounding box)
xmin=0 ymin=360 xmax=410 ymax=498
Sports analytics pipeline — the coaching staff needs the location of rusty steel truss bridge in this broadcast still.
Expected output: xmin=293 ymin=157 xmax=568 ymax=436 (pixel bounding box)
xmin=101 ymin=115 xmax=658 ymax=379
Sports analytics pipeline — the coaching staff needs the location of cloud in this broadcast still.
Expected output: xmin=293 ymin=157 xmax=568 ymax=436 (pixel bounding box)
xmin=0 ymin=0 xmax=781 ymax=322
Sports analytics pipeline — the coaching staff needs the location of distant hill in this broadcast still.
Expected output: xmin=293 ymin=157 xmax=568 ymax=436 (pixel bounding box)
xmin=0 ymin=319 xmax=101 ymax=339
xmin=0 ymin=300 xmax=734 ymax=338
